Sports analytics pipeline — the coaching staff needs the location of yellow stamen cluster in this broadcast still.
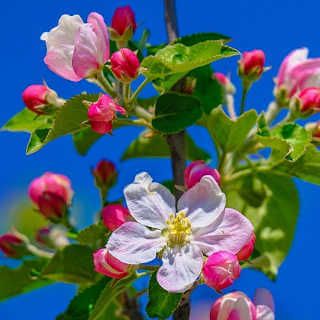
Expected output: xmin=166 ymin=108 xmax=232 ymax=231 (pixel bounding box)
xmin=164 ymin=212 xmax=192 ymax=247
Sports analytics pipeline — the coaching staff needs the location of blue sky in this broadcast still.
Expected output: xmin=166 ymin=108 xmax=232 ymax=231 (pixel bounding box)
xmin=0 ymin=0 xmax=318 ymax=319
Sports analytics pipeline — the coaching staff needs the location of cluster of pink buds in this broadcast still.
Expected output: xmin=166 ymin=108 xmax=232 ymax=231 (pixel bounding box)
xmin=101 ymin=204 xmax=131 ymax=231
xmin=0 ymin=233 xmax=26 ymax=258
xmin=28 ymin=172 xmax=73 ymax=222
xmin=238 ymin=49 xmax=266 ymax=82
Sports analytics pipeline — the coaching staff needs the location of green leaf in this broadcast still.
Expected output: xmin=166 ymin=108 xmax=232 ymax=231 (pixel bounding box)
xmin=73 ymin=128 xmax=103 ymax=156
xmin=207 ymin=107 xmax=258 ymax=152
xmin=121 ymin=130 xmax=210 ymax=161
xmin=0 ymin=260 xmax=49 ymax=301
xmin=226 ymin=172 xmax=299 ymax=278
xmin=174 ymin=32 xmax=231 ymax=46
xmin=146 ymin=273 xmax=182 ymax=319
xmin=141 ymin=40 xmax=238 ymax=80
xmin=152 ymin=93 xmax=202 ymax=133
xmin=42 ymin=244 xmax=96 ymax=284
xmin=78 ymin=223 xmax=108 ymax=250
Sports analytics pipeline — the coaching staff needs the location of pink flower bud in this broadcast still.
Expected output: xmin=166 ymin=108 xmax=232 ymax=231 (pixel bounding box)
xmin=239 ymin=50 xmax=265 ymax=80
xmin=237 ymin=232 xmax=256 ymax=261
xmin=203 ymin=251 xmax=240 ymax=291
xmin=111 ymin=6 xmax=136 ymax=38
xmin=28 ymin=172 xmax=73 ymax=221
xmin=36 ymin=226 xmax=69 ymax=249
xmin=93 ymin=159 xmax=118 ymax=190
xmin=101 ymin=204 xmax=131 ymax=231
xmin=214 ymin=72 xmax=229 ymax=86
xmin=184 ymin=161 xmax=221 ymax=189
xmin=88 ymin=95 xmax=126 ymax=134
xmin=210 ymin=292 xmax=257 ymax=320
xmin=93 ymin=248 xmax=129 ymax=279
xmin=298 ymin=87 xmax=320 ymax=112
xmin=0 ymin=233 xmax=26 ymax=258
xmin=22 ymin=85 xmax=49 ymax=114
xmin=110 ymin=48 xmax=140 ymax=83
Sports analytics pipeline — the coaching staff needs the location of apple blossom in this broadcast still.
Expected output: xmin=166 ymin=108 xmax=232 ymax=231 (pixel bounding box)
xmin=238 ymin=50 xmax=265 ymax=80
xmin=88 ymin=95 xmax=126 ymax=134
xmin=254 ymin=288 xmax=275 ymax=320
xmin=93 ymin=248 xmax=129 ymax=279
xmin=28 ymin=172 xmax=73 ymax=221
xmin=276 ymin=48 xmax=320 ymax=98
xmin=297 ymin=87 xmax=320 ymax=112
xmin=101 ymin=204 xmax=131 ymax=231
xmin=184 ymin=161 xmax=221 ymax=189
xmin=237 ymin=232 xmax=256 ymax=261
xmin=202 ymin=251 xmax=240 ymax=291
xmin=41 ymin=12 xmax=109 ymax=81
xmin=92 ymin=159 xmax=118 ymax=190
xmin=110 ymin=48 xmax=140 ymax=83
xmin=106 ymin=172 xmax=253 ymax=293
xmin=36 ymin=226 xmax=69 ymax=249
xmin=110 ymin=6 xmax=136 ymax=40
xmin=0 ymin=233 xmax=26 ymax=258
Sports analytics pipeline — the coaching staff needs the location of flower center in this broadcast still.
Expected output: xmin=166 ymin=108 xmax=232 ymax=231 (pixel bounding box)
xmin=165 ymin=211 xmax=192 ymax=247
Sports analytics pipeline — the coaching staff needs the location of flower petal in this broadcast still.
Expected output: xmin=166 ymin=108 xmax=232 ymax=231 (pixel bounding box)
xmin=256 ymin=305 xmax=275 ymax=320
xmin=192 ymin=208 xmax=254 ymax=256
xmin=157 ymin=244 xmax=203 ymax=293
xmin=177 ymin=176 xmax=226 ymax=228
xmin=254 ymin=288 xmax=275 ymax=312
xmin=124 ymin=172 xmax=176 ymax=229
xmin=106 ymin=221 xmax=164 ymax=264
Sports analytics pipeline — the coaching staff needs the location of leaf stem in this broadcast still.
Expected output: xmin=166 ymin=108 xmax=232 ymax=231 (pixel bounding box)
xmin=129 ymin=78 xmax=150 ymax=103
xmin=95 ymin=70 xmax=117 ymax=98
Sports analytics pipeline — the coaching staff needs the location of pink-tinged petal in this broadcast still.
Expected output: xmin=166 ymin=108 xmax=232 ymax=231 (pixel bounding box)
xmin=106 ymin=221 xmax=164 ymax=264
xmin=254 ymin=289 xmax=275 ymax=313
xmin=157 ymin=244 xmax=203 ymax=293
xmin=256 ymin=305 xmax=275 ymax=320
xmin=72 ymin=23 xmax=100 ymax=78
xmin=89 ymin=120 xmax=113 ymax=134
xmin=178 ymin=176 xmax=226 ymax=228
xmin=124 ymin=172 xmax=176 ymax=229
xmin=192 ymin=208 xmax=254 ymax=256
xmin=87 ymin=12 xmax=109 ymax=64
xmin=277 ymin=48 xmax=308 ymax=87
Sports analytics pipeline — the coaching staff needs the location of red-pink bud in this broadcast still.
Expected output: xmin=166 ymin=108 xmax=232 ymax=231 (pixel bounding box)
xmin=184 ymin=161 xmax=221 ymax=189
xmin=111 ymin=48 xmax=140 ymax=83
xmin=239 ymin=50 xmax=265 ymax=79
xmin=298 ymin=87 xmax=320 ymax=112
xmin=210 ymin=292 xmax=257 ymax=320
xmin=0 ymin=233 xmax=26 ymax=258
xmin=237 ymin=232 xmax=256 ymax=261
xmin=111 ymin=6 xmax=136 ymax=37
xmin=88 ymin=95 xmax=126 ymax=134
xmin=203 ymin=251 xmax=240 ymax=291
xmin=93 ymin=159 xmax=118 ymax=190
xmin=28 ymin=172 xmax=73 ymax=221
xmin=22 ymin=85 xmax=49 ymax=114
xmin=93 ymin=248 xmax=129 ymax=279
xmin=101 ymin=204 xmax=131 ymax=231
xmin=214 ymin=72 xmax=228 ymax=86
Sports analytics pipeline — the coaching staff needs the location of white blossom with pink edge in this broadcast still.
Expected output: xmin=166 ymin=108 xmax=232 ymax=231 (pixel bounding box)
xmin=106 ymin=172 xmax=253 ymax=293
xmin=41 ymin=12 xmax=109 ymax=81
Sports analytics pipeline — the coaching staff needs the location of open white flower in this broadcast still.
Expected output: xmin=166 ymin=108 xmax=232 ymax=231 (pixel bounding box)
xmin=107 ymin=172 xmax=253 ymax=293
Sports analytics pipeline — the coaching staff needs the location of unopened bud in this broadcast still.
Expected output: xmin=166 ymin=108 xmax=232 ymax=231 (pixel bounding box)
xmin=101 ymin=204 xmax=131 ymax=231
xmin=110 ymin=6 xmax=136 ymax=42
xmin=0 ymin=233 xmax=26 ymax=258
xmin=92 ymin=159 xmax=118 ymax=192
xmin=238 ymin=49 xmax=265 ymax=82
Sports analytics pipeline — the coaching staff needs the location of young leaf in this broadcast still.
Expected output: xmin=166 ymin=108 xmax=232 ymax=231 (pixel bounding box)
xmin=42 ymin=244 xmax=96 ymax=284
xmin=152 ymin=93 xmax=202 ymax=133
xmin=77 ymin=223 xmax=108 ymax=250
xmin=73 ymin=128 xmax=103 ymax=156
xmin=174 ymin=32 xmax=231 ymax=46
xmin=146 ymin=273 xmax=182 ymax=319
xmin=121 ymin=130 xmax=210 ymax=161
xmin=207 ymin=107 xmax=258 ymax=152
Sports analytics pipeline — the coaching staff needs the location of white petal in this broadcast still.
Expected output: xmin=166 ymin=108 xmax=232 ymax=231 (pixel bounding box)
xmin=124 ymin=172 xmax=176 ymax=229
xmin=192 ymin=208 xmax=253 ymax=256
xmin=178 ymin=176 xmax=226 ymax=228
xmin=106 ymin=221 xmax=165 ymax=264
xmin=254 ymin=288 xmax=275 ymax=312
xmin=256 ymin=305 xmax=275 ymax=320
xmin=157 ymin=244 xmax=203 ymax=293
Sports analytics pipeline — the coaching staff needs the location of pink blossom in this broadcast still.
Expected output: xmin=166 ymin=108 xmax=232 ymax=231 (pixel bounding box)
xmin=111 ymin=48 xmax=140 ymax=83
xmin=0 ymin=233 xmax=25 ymax=258
xmin=214 ymin=72 xmax=229 ymax=86
xmin=237 ymin=232 xmax=256 ymax=261
xmin=276 ymin=48 xmax=320 ymax=97
xmin=93 ymin=248 xmax=129 ymax=279
xmin=28 ymin=172 xmax=73 ymax=221
xmin=239 ymin=50 xmax=265 ymax=79
xmin=41 ymin=13 xmax=109 ymax=81
xmin=298 ymin=87 xmax=320 ymax=112
xmin=111 ymin=6 xmax=136 ymax=37
xmin=92 ymin=159 xmax=118 ymax=189
xmin=102 ymin=204 xmax=131 ymax=231
xmin=88 ymin=95 xmax=126 ymax=134
xmin=184 ymin=161 xmax=221 ymax=189
xmin=203 ymin=251 xmax=240 ymax=291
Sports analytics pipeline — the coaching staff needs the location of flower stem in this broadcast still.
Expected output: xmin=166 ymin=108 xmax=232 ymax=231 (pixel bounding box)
xmin=96 ymin=70 xmax=117 ymax=98
xmin=129 ymin=78 xmax=150 ymax=103
xmin=240 ymin=82 xmax=250 ymax=115
xmin=264 ymin=101 xmax=280 ymax=124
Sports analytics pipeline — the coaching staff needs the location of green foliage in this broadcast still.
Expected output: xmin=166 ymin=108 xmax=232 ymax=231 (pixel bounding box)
xmin=141 ymin=40 xmax=238 ymax=80
xmin=207 ymin=107 xmax=258 ymax=152
xmin=77 ymin=223 xmax=108 ymax=250
xmin=152 ymin=93 xmax=202 ymax=133
xmin=73 ymin=128 xmax=103 ymax=156
xmin=42 ymin=245 xmax=96 ymax=284
xmin=0 ymin=260 xmax=49 ymax=301
xmin=146 ymin=273 xmax=182 ymax=319
xmin=226 ymin=172 xmax=299 ymax=278
xmin=122 ymin=131 xmax=210 ymax=161
xmin=174 ymin=32 xmax=231 ymax=46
